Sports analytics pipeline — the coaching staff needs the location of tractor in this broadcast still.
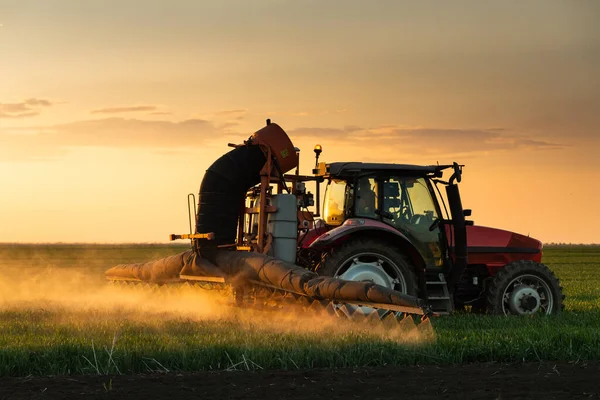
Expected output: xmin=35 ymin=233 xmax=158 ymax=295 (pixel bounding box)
xmin=107 ymin=121 xmax=564 ymax=318
xmin=293 ymin=156 xmax=564 ymax=315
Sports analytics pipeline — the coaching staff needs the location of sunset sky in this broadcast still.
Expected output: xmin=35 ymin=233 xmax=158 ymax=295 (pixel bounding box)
xmin=1 ymin=1 xmax=599 ymax=244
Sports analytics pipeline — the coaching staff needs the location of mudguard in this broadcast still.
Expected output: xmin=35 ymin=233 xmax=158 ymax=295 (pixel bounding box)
xmin=309 ymin=218 xmax=427 ymax=268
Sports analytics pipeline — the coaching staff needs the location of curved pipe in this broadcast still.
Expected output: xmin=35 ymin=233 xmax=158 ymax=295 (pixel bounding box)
xmin=195 ymin=145 xmax=266 ymax=248
xmin=195 ymin=122 xmax=298 ymax=252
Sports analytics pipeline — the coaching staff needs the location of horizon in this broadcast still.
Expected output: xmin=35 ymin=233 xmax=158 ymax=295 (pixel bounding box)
xmin=1 ymin=1 xmax=599 ymax=244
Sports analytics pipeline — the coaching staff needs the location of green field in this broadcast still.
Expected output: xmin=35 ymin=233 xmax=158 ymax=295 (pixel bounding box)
xmin=0 ymin=244 xmax=598 ymax=377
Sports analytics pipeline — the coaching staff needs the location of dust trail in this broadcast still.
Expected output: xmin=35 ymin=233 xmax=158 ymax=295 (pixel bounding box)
xmin=0 ymin=264 xmax=435 ymax=344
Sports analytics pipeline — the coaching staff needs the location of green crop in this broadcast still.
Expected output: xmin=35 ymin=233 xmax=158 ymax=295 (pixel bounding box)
xmin=0 ymin=244 xmax=598 ymax=376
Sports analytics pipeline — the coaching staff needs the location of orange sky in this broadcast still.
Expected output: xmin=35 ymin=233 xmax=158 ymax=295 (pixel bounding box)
xmin=1 ymin=1 xmax=599 ymax=244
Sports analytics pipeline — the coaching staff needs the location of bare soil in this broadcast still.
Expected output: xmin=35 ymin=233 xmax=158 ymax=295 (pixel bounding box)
xmin=1 ymin=362 xmax=599 ymax=400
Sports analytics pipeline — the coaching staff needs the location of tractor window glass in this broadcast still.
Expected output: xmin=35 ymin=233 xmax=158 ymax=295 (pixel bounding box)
xmin=383 ymin=177 xmax=443 ymax=267
xmin=406 ymin=179 xmax=439 ymax=220
xmin=355 ymin=177 xmax=378 ymax=219
xmin=323 ymin=179 xmax=347 ymax=226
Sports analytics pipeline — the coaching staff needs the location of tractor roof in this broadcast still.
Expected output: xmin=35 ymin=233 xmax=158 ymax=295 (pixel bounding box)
xmin=326 ymin=162 xmax=452 ymax=178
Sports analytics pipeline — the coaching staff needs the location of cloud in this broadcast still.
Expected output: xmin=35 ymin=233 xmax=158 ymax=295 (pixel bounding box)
xmin=24 ymin=98 xmax=53 ymax=107
xmin=218 ymin=121 xmax=241 ymax=129
xmin=0 ymin=117 xmax=224 ymax=161
xmin=289 ymin=126 xmax=565 ymax=155
xmin=213 ymin=109 xmax=247 ymax=117
xmin=1 ymin=118 xmax=566 ymax=163
xmin=49 ymin=118 xmax=219 ymax=148
xmin=289 ymin=125 xmax=361 ymax=137
xmin=147 ymin=111 xmax=172 ymax=116
xmin=153 ymin=149 xmax=194 ymax=156
xmin=0 ymin=98 xmax=53 ymax=118
xmin=265 ymin=109 xmax=348 ymax=118
xmin=90 ymin=105 xmax=159 ymax=114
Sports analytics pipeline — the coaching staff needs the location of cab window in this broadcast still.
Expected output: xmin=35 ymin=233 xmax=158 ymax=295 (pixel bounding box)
xmin=355 ymin=177 xmax=378 ymax=218
xmin=323 ymin=179 xmax=348 ymax=226
xmin=382 ymin=177 xmax=443 ymax=267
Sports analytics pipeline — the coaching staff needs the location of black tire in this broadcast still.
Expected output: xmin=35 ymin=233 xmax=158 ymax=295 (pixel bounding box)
xmin=486 ymin=260 xmax=564 ymax=315
xmin=318 ymin=238 xmax=418 ymax=296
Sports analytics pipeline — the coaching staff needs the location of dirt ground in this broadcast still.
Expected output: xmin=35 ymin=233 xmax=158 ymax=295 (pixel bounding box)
xmin=1 ymin=362 xmax=599 ymax=400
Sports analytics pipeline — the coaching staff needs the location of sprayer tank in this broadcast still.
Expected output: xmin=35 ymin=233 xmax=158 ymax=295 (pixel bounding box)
xmin=267 ymin=194 xmax=298 ymax=264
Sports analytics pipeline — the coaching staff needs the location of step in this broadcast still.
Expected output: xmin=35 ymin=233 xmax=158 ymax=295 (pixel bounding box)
xmin=426 ymin=288 xmax=449 ymax=295
xmin=426 ymin=281 xmax=447 ymax=285
xmin=428 ymin=296 xmax=451 ymax=300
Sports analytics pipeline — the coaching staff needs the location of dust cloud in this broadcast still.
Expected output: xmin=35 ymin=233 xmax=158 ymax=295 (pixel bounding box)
xmin=0 ymin=264 xmax=435 ymax=344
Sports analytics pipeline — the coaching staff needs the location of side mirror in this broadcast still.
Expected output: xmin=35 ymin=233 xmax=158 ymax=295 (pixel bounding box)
xmin=463 ymin=209 xmax=472 ymax=217
xmin=449 ymin=162 xmax=462 ymax=185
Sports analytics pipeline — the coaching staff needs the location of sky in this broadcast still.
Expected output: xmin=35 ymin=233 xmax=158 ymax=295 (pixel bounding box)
xmin=0 ymin=0 xmax=599 ymax=244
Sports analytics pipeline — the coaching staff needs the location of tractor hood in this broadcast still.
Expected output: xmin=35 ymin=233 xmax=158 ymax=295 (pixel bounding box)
xmin=465 ymin=225 xmax=542 ymax=252
xmin=450 ymin=225 xmax=543 ymax=269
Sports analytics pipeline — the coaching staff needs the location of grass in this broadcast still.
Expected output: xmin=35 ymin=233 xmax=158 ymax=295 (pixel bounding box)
xmin=0 ymin=244 xmax=599 ymax=376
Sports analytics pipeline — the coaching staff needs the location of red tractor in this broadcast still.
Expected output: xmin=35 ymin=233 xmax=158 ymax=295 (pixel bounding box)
xmin=294 ymin=154 xmax=564 ymax=315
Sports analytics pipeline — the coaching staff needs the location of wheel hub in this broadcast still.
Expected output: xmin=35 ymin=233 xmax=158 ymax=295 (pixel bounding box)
xmin=339 ymin=260 xmax=395 ymax=289
xmin=335 ymin=255 xmax=403 ymax=318
xmin=508 ymin=285 xmax=541 ymax=314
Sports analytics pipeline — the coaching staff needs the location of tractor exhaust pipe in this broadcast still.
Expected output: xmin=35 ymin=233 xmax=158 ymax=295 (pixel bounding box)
xmin=446 ymin=163 xmax=468 ymax=292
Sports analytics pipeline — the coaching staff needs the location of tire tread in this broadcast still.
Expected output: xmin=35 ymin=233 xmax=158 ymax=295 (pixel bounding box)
xmin=486 ymin=260 xmax=565 ymax=315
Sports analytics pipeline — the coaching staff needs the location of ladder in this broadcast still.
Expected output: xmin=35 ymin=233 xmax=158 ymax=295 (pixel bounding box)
xmin=426 ymin=272 xmax=453 ymax=315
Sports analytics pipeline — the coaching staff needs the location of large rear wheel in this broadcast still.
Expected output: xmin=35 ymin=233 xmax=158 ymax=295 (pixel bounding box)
xmin=486 ymin=260 xmax=564 ymax=315
xmin=318 ymin=238 xmax=418 ymax=297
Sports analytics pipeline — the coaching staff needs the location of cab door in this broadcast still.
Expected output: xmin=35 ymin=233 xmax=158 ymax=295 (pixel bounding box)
xmin=381 ymin=177 xmax=445 ymax=268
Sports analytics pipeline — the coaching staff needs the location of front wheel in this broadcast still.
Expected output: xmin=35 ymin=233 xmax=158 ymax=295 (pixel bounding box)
xmin=486 ymin=260 xmax=564 ymax=315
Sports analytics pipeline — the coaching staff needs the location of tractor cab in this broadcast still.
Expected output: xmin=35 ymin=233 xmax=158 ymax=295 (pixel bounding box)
xmin=302 ymin=161 xmax=471 ymax=314
xmin=316 ymin=162 xmax=465 ymax=273
xmin=322 ymin=171 xmax=446 ymax=268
